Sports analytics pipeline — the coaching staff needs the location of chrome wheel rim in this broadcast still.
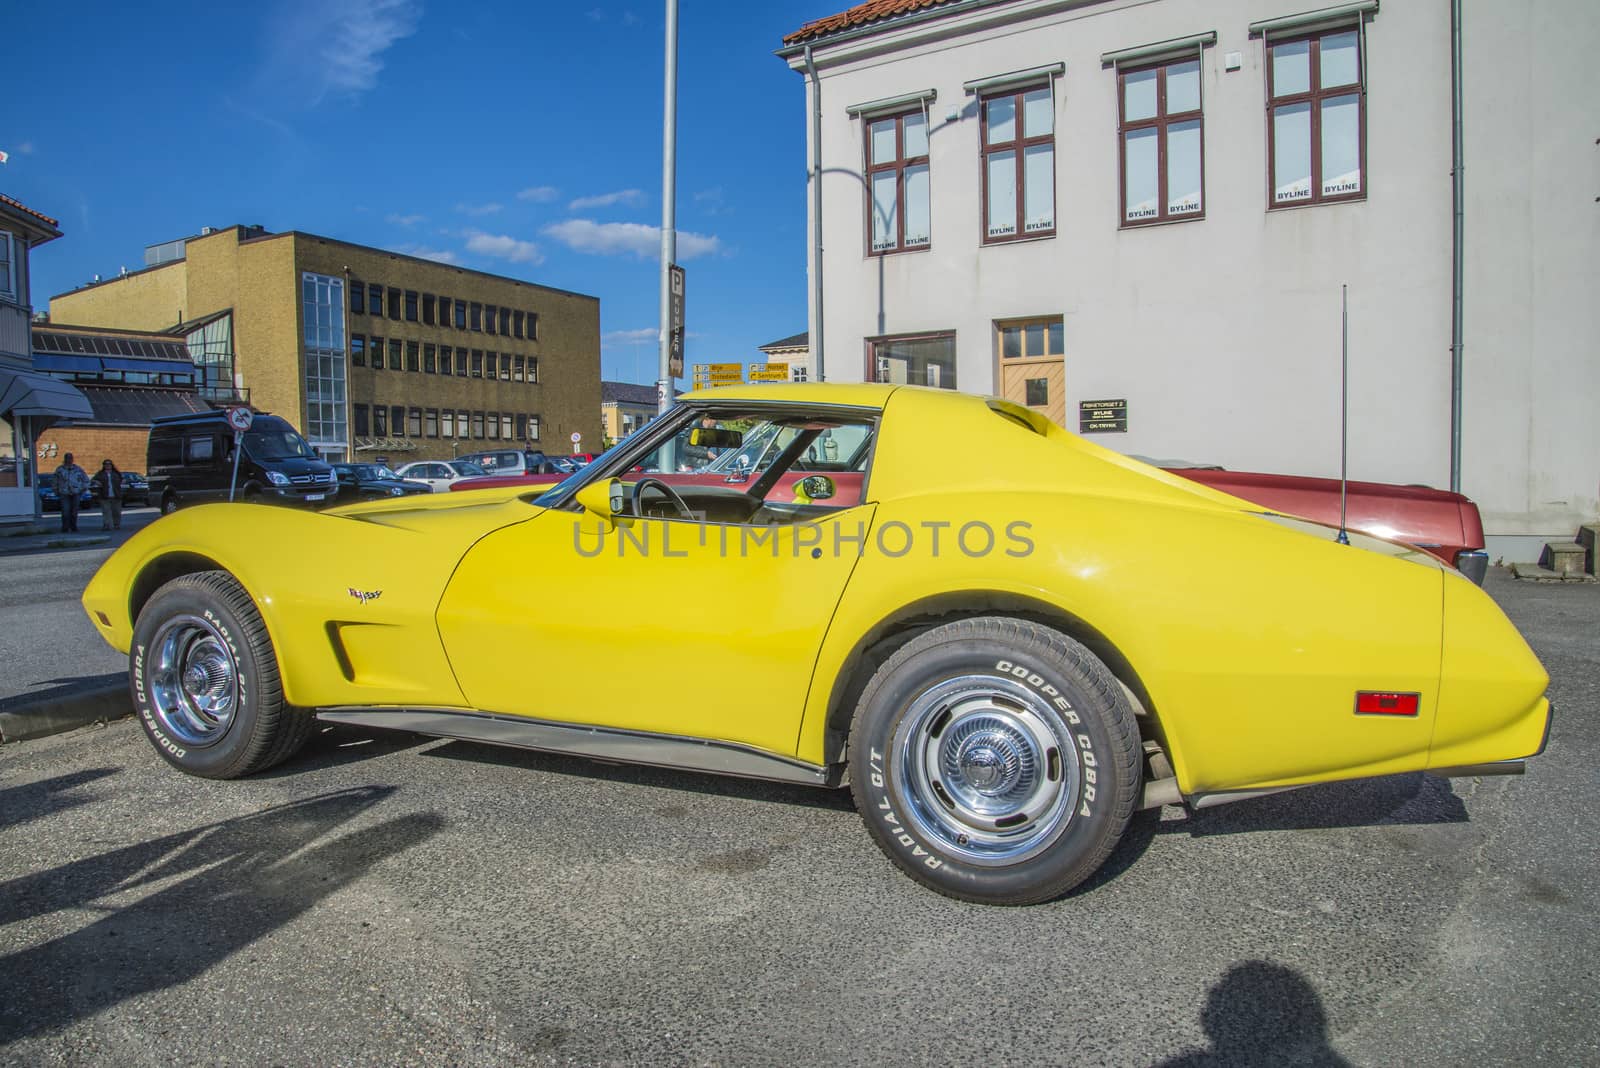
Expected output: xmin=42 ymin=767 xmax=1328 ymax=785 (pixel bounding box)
xmin=890 ymin=674 xmax=1081 ymax=867
xmin=148 ymin=614 xmax=239 ymax=747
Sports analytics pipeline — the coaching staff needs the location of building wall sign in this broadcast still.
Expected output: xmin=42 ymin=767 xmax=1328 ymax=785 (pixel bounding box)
xmin=1079 ymin=398 xmax=1127 ymax=433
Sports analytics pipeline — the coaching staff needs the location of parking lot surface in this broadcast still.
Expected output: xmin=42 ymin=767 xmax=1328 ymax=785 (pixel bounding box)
xmin=1 ymin=570 xmax=1595 ymax=1066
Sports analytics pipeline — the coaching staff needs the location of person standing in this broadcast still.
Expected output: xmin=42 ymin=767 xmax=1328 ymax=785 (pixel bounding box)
xmin=91 ymin=459 xmax=124 ymax=531
xmin=53 ymin=452 xmax=90 ymax=533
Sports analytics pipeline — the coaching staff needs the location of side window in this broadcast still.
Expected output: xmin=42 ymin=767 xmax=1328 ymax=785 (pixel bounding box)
xmin=149 ymin=433 xmax=181 ymax=468
xmin=186 ymin=433 xmax=216 ymax=464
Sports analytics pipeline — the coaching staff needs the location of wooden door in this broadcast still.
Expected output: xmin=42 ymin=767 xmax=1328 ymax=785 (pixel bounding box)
xmin=996 ymin=320 xmax=1066 ymax=426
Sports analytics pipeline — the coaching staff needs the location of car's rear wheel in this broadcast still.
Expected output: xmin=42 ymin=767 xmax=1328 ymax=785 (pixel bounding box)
xmin=849 ymin=617 xmax=1141 ymax=905
xmin=130 ymin=570 xmax=313 ymax=779
xmin=160 ymin=493 xmax=179 ymax=515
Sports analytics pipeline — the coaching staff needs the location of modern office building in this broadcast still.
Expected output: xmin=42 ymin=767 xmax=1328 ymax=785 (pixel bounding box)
xmin=50 ymin=224 xmax=600 ymax=463
xmin=778 ymin=0 xmax=1598 ymax=555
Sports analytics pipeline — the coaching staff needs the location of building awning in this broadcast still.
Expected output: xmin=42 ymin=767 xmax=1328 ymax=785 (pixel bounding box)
xmin=0 ymin=368 xmax=93 ymax=421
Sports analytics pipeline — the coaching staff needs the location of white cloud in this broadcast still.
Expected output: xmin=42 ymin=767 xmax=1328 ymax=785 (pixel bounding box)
xmin=516 ymin=185 xmax=560 ymax=203
xmin=274 ymin=0 xmax=421 ymax=103
xmin=397 ymin=245 xmax=459 ymax=265
xmin=568 ymin=188 xmax=644 ymax=212
xmin=603 ymin=328 xmax=658 ymax=347
xmin=542 ymin=219 xmax=721 ymax=260
xmin=15 ymin=141 xmax=35 ymax=155
xmin=455 ymin=201 xmax=504 ymax=217
xmin=586 ymin=7 xmax=605 ymax=21
xmin=465 ymin=231 xmax=544 ymax=265
xmin=622 ymin=11 xmax=641 ymax=26
xmin=386 ymin=213 xmax=424 ymax=226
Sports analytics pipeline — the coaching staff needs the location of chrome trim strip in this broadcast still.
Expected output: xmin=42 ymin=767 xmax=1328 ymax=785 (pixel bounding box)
xmin=1426 ymin=759 xmax=1526 ymax=778
xmin=314 ymin=706 xmax=838 ymax=787
xmin=1188 ymin=785 xmax=1308 ymax=809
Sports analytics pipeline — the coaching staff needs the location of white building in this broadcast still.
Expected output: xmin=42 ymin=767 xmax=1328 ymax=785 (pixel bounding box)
xmin=778 ymin=0 xmax=1598 ymax=557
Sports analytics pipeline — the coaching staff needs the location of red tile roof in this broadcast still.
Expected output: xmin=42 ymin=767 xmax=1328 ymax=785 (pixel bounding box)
xmin=783 ymin=0 xmax=963 ymax=45
xmin=0 ymin=193 xmax=60 ymax=229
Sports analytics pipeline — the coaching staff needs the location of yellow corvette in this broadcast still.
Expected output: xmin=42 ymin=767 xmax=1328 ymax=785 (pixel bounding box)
xmin=82 ymin=384 xmax=1551 ymax=904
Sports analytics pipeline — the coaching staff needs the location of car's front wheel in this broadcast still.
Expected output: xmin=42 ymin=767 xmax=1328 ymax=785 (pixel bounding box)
xmin=130 ymin=571 xmax=313 ymax=779
xmin=849 ymin=617 xmax=1141 ymax=905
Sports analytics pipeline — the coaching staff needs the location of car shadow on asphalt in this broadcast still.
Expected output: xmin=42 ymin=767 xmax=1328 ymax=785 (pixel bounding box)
xmin=1155 ymin=960 xmax=1352 ymax=1067
xmin=1162 ymin=773 xmax=1469 ymax=838
xmin=421 ymin=738 xmax=859 ymax=812
xmin=0 ymin=785 xmax=444 ymax=1048
xmin=250 ymin=723 xmax=436 ymax=778
xmin=0 ymin=767 xmax=121 ymax=833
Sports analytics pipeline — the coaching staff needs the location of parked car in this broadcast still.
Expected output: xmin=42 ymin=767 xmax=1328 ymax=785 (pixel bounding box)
xmin=393 ymin=459 xmax=488 ymax=493
xmin=84 ymin=383 xmax=1550 ymax=906
xmin=455 ymin=448 xmax=566 ymax=478
xmin=148 ymin=410 xmax=336 ymax=513
xmin=1140 ymin=459 xmax=1489 ymax=584
xmin=36 ymin=478 xmax=93 ymax=513
xmin=329 ymin=463 xmax=431 ymax=503
xmin=121 ymin=471 xmax=150 ymax=507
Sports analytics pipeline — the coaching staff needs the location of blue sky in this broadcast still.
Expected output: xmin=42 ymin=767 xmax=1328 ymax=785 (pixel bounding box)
xmin=4 ymin=1 xmax=838 ymax=385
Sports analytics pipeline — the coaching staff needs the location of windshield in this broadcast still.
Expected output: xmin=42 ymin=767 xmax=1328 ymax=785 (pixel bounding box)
xmin=351 ymin=464 xmax=397 ymax=480
xmin=448 ymin=461 xmax=488 ymax=477
xmin=243 ymin=420 xmax=318 ymax=462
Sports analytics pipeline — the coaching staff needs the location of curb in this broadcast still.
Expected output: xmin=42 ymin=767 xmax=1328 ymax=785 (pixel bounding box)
xmin=0 ymin=682 xmax=131 ymax=744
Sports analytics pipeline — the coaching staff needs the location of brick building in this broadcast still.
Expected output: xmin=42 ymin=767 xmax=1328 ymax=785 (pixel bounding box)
xmin=50 ymin=225 xmax=600 ymax=463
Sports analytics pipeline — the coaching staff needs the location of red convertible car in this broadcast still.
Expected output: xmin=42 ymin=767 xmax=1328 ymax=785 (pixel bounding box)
xmin=456 ymin=425 xmax=1489 ymax=584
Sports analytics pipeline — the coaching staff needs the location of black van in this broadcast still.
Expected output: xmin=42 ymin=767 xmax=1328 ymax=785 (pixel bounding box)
xmin=147 ymin=410 xmax=336 ymax=513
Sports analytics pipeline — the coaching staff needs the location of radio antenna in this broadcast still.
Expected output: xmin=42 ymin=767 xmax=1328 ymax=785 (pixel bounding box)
xmin=1338 ymin=284 xmax=1350 ymax=545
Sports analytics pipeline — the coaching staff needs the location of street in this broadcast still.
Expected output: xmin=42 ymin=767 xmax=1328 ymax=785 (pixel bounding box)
xmin=0 ymin=567 xmax=1594 ymax=1065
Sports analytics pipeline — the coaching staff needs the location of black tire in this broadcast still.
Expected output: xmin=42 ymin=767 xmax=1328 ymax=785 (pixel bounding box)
xmin=849 ymin=617 xmax=1141 ymax=905
xmin=160 ymin=493 xmax=179 ymax=515
xmin=129 ymin=570 xmax=313 ymax=779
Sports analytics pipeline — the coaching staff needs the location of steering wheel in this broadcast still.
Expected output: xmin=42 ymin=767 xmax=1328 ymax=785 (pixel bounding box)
xmin=631 ymin=477 xmax=695 ymax=521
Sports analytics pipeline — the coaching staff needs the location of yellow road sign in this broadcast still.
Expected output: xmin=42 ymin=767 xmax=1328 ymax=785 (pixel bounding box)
xmin=748 ymin=370 xmax=789 ymax=382
xmin=708 ymin=363 xmax=742 ymax=374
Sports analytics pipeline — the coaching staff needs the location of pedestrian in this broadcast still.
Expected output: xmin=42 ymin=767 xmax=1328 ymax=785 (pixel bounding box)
xmin=52 ymin=452 xmax=90 ymax=534
xmin=91 ymin=459 xmax=124 ymax=531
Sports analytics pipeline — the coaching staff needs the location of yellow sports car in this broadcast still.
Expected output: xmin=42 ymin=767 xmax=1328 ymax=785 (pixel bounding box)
xmin=82 ymin=384 xmax=1552 ymax=905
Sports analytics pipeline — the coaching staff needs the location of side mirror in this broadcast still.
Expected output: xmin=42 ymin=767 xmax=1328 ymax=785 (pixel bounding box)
xmin=798 ymin=475 xmax=836 ymax=502
xmin=574 ymin=477 xmax=623 ymax=531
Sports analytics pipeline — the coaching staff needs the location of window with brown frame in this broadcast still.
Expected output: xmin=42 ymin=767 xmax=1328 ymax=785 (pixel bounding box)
xmin=864 ymin=110 xmax=930 ymax=254
xmin=425 ymin=409 xmax=439 ymax=438
xmin=407 ymin=408 xmax=422 ymax=438
xmin=387 ymin=339 xmax=402 ymax=370
xmin=405 ymin=340 xmax=419 ymax=372
xmin=528 ymin=414 xmax=541 ymax=442
xmin=422 ymin=294 xmax=435 ymax=325
xmin=404 ymin=290 xmax=419 ymax=321
xmin=423 ymin=344 xmax=436 ymax=373
xmin=370 ymin=336 xmax=384 ymax=370
xmin=1268 ymin=28 xmax=1364 ymax=208
xmin=372 ymin=406 xmax=387 ymax=436
xmin=527 ymin=357 xmax=538 ymax=384
xmin=868 ymin=332 xmax=956 ymax=389
xmin=387 ymin=287 xmax=401 ymax=320
xmin=981 ymin=85 xmax=1055 ymax=242
xmin=484 ymin=306 xmax=497 ymax=335
xmin=1118 ymin=57 xmax=1204 ymax=225
xmin=390 ymin=405 xmax=405 ymax=435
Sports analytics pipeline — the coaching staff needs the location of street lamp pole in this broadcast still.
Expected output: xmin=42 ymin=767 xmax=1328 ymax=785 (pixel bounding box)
xmin=656 ymin=0 xmax=679 ymax=415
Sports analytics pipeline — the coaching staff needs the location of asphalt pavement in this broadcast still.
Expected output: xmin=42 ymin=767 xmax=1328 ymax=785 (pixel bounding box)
xmin=0 ymin=569 xmax=1595 ymax=1065
xmin=0 ymin=509 xmax=160 ymax=742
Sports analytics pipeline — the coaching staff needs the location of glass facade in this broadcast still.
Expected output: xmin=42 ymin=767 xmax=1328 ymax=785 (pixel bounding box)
xmin=301 ymin=271 xmax=348 ymax=457
xmin=185 ymin=312 xmax=236 ymax=400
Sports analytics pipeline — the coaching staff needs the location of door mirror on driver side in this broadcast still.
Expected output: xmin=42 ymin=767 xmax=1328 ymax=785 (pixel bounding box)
xmin=574 ymin=477 xmax=624 ymax=530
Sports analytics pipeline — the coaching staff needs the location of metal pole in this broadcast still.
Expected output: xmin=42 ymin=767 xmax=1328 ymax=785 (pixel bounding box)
xmin=803 ymin=45 xmax=826 ymax=382
xmin=1338 ymin=284 xmax=1350 ymax=545
xmin=229 ymin=431 xmax=243 ymax=502
xmin=1448 ymin=0 xmax=1465 ymax=492
xmin=657 ymin=0 xmax=679 ymax=415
